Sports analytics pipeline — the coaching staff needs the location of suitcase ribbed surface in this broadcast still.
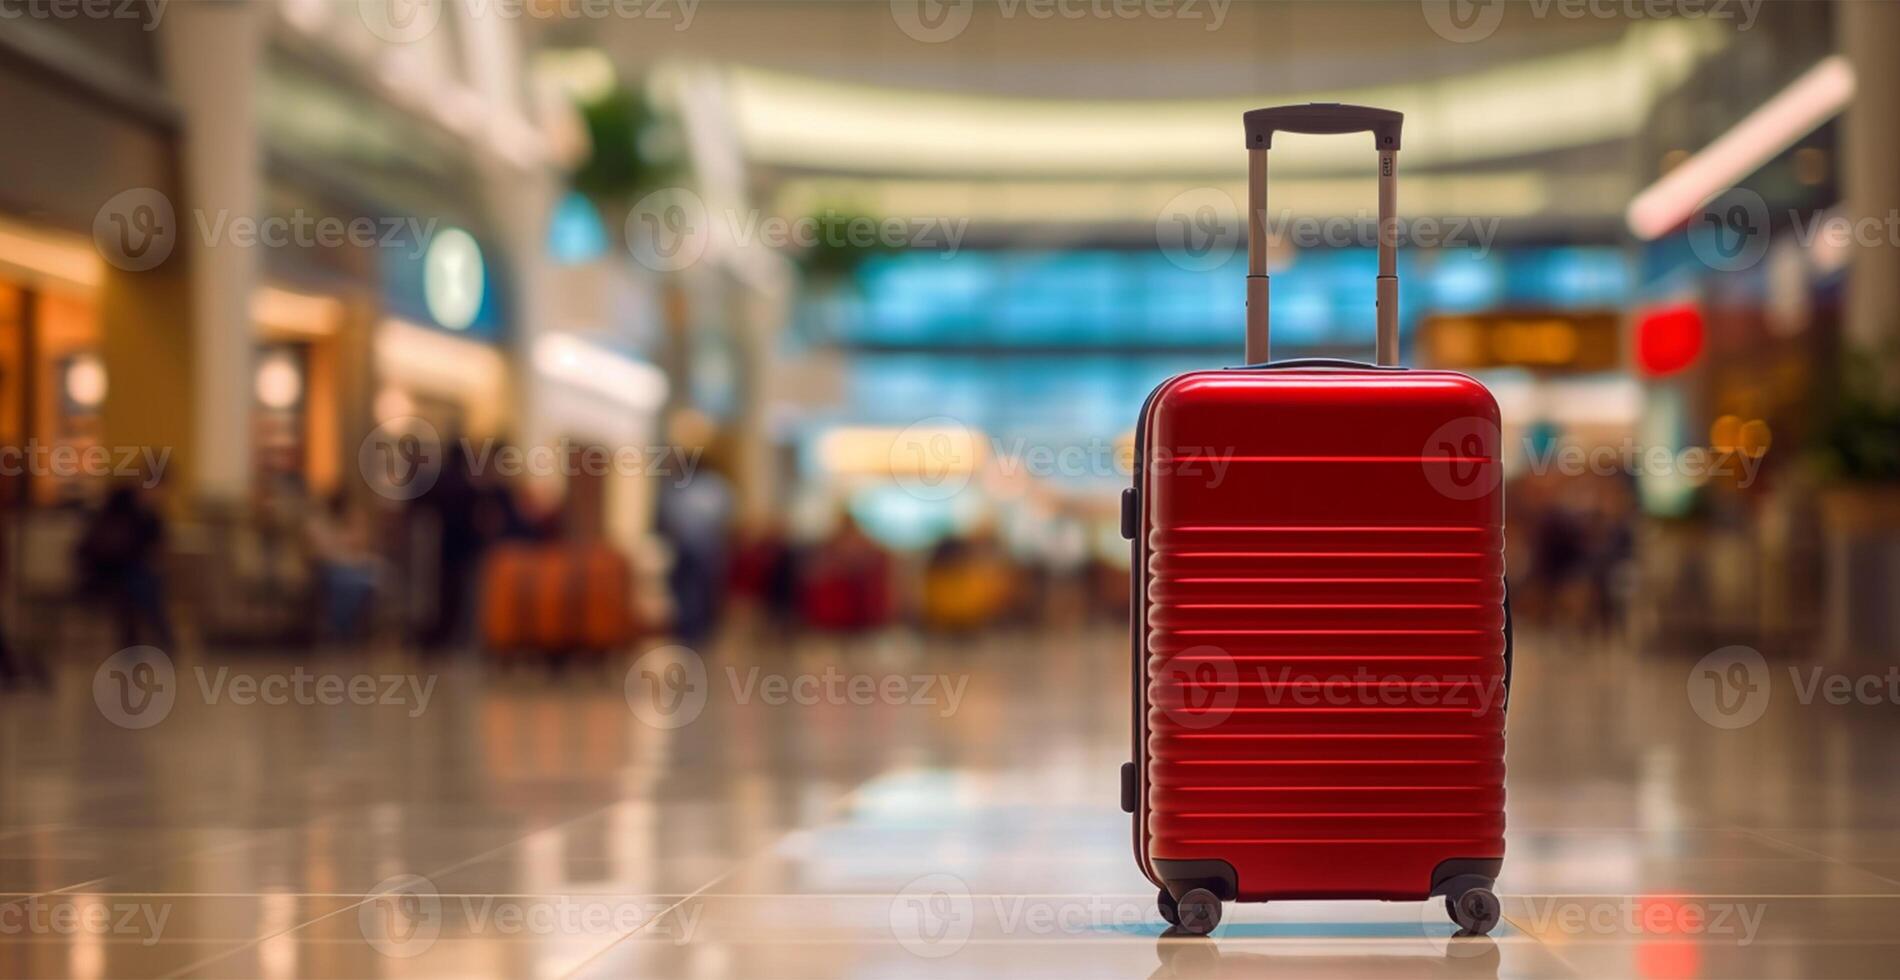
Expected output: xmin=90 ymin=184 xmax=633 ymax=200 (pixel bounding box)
xmin=1137 ymin=370 xmax=1507 ymax=900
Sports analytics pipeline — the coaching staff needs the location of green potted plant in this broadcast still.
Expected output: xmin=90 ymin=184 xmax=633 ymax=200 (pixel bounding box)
xmin=1808 ymin=342 xmax=1900 ymax=657
xmin=788 ymin=206 xmax=896 ymax=291
xmin=570 ymin=85 xmax=684 ymax=242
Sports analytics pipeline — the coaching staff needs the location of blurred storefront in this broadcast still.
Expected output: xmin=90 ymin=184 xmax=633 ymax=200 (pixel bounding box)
xmin=1620 ymin=5 xmax=1849 ymax=646
xmin=0 ymin=15 xmax=190 ymax=648
xmin=0 ymin=17 xmax=184 ymax=507
xmin=264 ymin=10 xmax=533 ymax=453
xmin=0 ymin=2 xmax=618 ymax=645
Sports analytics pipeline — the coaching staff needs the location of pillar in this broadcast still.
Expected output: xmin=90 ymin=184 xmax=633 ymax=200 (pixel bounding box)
xmin=156 ymin=1 xmax=265 ymax=507
xmin=1838 ymin=1 xmax=1900 ymax=383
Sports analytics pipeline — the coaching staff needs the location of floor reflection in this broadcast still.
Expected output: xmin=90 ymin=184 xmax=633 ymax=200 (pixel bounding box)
xmin=1150 ymin=935 xmax=1504 ymax=980
xmin=1 ymin=626 xmax=1898 ymax=977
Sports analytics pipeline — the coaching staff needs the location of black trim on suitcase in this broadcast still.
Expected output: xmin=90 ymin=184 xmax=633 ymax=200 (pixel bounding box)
xmin=1154 ymin=859 xmax=1240 ymax=903
xmin=1229 ymin=357 xmax=1407 ymax=372
xmin=1127 ymin=373 xmax=1176 ymax=888
xmin=1429 ymin=858 xmax=1504 ymax=902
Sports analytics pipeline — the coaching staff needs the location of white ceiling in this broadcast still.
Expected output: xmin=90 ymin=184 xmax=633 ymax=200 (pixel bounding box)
xmin=560 ymin=0 xmax=1640 ymax=100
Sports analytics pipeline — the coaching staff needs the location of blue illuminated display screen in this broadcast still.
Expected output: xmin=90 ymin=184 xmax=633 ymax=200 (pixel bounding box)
xmin=811 ymin=246 xmax=1630 ymax=350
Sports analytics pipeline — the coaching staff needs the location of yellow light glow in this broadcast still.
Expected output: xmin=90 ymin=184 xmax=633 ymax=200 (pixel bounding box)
xmin=0 ymin=220 xmax=103 ymax=291
xmin=727 ymin=22 xmax=1723 ymax=178
xmin=375 ymin=317 xmax=509 ymax=434
xmin=819 ymin=426 xmax=986 ymax=478
xmin=1710 ymin=414 xmax=1742 ymax=453
xmin=254 ymin=351 xmax=304 ymax=410
xmin=373 ymin=387 xmax=416 ymax=423
xmin=1491 ymin=320 xmax=1580 ymax=365
xmin=773 ymin=171 xmax=1576 ymax=225
xmin=251 ymin=286 xmax=343 ymax=337
xmin=1738 ymin=419 xmax=1772 ymax=458
xmin=64 ymin=354 xmax=108 ymax=409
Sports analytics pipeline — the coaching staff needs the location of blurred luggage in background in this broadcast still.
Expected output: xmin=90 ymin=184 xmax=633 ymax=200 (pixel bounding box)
xmin=481 ymin=541 xmax=641 ymax=660
xmin=920 ymin=532 xmax=1014 ymax=633
xmin=727 ymin=517 xmax=800 ymax=629
xmin=798 ymin=514 xmax=892 ymax=633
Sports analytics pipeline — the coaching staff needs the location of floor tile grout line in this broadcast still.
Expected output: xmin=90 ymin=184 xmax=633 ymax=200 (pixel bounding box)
xmin=555 ymin=779 xmax=882 ymax=980
xmin=1738 ymin=826 xmax=1900 ymax=889
xmin=21 ymin=805 xmax=406 ymax=900
xmin=21 ymin=827 xmax=285 ymax=906
xmin=6 ymin=804 xmax=540 ymax=898
xmin=0 ymin=825 xmax=57 ymax=844
xmin=155 ymin=799 xmax=643 ymax=979
xmin=1495 ymin=907 xmax=1589 ymax=979
xmin=160 ymin=893 xmax=372 ymax=980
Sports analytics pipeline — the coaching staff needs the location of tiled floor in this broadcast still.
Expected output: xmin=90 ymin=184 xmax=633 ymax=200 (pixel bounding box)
xmin=2 ymin=626 xmax=1897 ymax=978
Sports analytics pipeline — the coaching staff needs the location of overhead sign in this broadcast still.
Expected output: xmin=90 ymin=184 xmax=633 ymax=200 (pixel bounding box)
xmin=424 ymin=226 xmax=485 ymax=331
xmin=381 ymin=224 xmax=506 ymax=343
xmin=1420 ymin=310 xmax=1621 ymax=373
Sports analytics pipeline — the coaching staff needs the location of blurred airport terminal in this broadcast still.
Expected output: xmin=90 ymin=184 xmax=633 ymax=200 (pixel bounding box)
xmin=2 ymin=1 xmax=1900 ymax=977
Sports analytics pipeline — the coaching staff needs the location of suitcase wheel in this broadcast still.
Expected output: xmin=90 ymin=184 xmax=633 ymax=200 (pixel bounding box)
xmin=1156 ymin=888 xmax=1179 ymax=927
xmin=1173 ymin=888 xmax=1222 ymax=936
xmin=1446 ymin=886 xmax=1501 ymax=936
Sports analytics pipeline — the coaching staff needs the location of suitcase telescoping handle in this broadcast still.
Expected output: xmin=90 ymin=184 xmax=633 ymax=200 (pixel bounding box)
xmin=1242 ymin=103 xmax=1403 ymax=366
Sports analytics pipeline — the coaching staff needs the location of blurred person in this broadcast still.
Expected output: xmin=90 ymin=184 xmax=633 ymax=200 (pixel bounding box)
xmin=76 ymin=483 xmax=174 ymax=650
xmin=1582 ymin=476 xmax=1637 ymax=635
xmin=656 ymin=450 xmax=733 ymax=650
xmin=412 ymin=436 xmax=481 ymax=652
xmin=0 ymin=630 xmax=44 ymax=688
xmin=0 ymin=486 xmax=45 ymax=687
xmin=0 ymin=537 xmax=47 ymax=684
xmin=1527 ymin=488 xmax=1588 ymax=626
xmin=475 ymin=461 xmax=538 ymax=544
xmin=799 ymin=512 xmax=892 ymax=634
xmin=305 ymin=491 xmax=380 ymax=643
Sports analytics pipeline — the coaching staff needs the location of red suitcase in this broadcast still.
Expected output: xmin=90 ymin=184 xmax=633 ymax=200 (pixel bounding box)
xmin=1122 ymin=104 xmax=1510 ymax=936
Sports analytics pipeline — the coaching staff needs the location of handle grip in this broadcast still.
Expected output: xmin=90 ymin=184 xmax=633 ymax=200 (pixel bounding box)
xmin=1243 ymin=103 xmax=1402 ymax=151
xmin=1243 ymin=103 xmax=1403 ymax=367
